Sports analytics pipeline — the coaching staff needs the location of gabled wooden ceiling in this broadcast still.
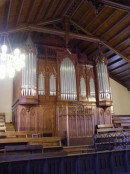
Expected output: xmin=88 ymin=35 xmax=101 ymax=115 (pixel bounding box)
xmin=0 ymin=0 xmax=130 ymax=90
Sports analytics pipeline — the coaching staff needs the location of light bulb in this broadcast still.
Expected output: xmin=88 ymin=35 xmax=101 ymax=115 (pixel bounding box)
xmin=14 ymin=48 xmax=20 ymax=56
xmin=1 ymin=44 xmax=7 ymax=53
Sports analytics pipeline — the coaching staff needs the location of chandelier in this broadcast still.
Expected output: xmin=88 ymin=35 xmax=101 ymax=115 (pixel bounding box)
xmin=0 ymin=33 xmax=25 ymax=79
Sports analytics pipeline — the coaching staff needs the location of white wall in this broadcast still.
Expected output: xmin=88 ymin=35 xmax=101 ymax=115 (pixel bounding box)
xmin=110 ymin=78 xmax=130 ymax=115
xmin=0 ymin=78 xmax=13 ymax=122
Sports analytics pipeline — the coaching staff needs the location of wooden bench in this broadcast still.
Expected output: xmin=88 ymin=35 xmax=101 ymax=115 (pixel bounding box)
xmin=94 ymin=124 xmax=124 ymax=151
xmin=63 ymin=145 xmax=94 ymax=154
xmin=4 ymin=144 xmax=43 ymax=154
xmin=0 ymin=131 xmax=52 ymax=138
xmin=112 ymin=115 xmax=130 ymax=128
xmin=0 ymin=136 xmax=63 ymax=152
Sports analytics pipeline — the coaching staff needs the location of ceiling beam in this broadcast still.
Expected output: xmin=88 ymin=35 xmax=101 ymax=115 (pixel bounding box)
xmin=114 ymin=69 xmax=130 ymax=77
xmin=40 ymin=0 xmax=54 ymax=21
xmin=70 ymin=19 xmax=93 ymax=36
xmin=101 ymin=12 xmax=130 ymax=38
xmin=37 ymin=18 xmax=62 ymax=26
xmin=16 ymin=0 xmax=25 ymax=26
xmin=99 ymin=0 xmax=130 ymax=12
xmin=100 ymin=40 xmax=130 ymax=62
xmin=120 ymin=74 xmax=130 ymax=81
xmin=6 ymin=0 xmax=13 ymax=30
xmin=5 ymin=25 xmax=100 ymax=43
xmin=109 ymin=63 xmax=130 ymax=73
xmin=115 ymin=37 xmax=130 ymax=50
xmin=107 ymin=26 xmax=130 ymax=43
xmin=35 ymin=0 xmax=45 ymax=22
xmin=71 ymin=0 xmax=84 ymax=17
xmin=26 ymin=0 xmax=36 ymax=23
xmin=85 ymin=6 xmax=107 ymax=28
xmin=108 ymin=59 xmax=127 ymax=70
xmin=92 ymin=10 xmax=116 ymax=34
xmin=63 ymin=0 xmax=75 ymax=16
xmin=78 ymin=6 xmax=92 ymax=23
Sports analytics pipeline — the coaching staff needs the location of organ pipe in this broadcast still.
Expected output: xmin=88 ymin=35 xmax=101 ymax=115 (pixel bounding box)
xmin=96 ymin=48 xmax=111 ymax=101
xmin=90 ymin=78 xmax=95 ymax=98
xmin=21 ymin=36 xmax=37 ymax=96
xmin=50 ymin=74 xmax=56 ymax=96
xmin=80 ymin=77 xmax=86 ymax=97
xmin=38 ymin=73 xmax=45 ymax=95
xmin=60 ymin=58 xmax=77 ymax=101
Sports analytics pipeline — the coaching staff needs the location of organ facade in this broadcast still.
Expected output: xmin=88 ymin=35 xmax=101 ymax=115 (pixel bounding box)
xmin=12 ymin=40 xmax=112 ymax=145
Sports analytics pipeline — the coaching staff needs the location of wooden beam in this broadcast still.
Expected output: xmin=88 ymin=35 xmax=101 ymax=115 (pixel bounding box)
xmin=16 ymin=0 xmax=25 ymax=26
xmin=85 ymin=6 xmax=107 ymax=28
xmin=5 ymin=25 xmax=99 ymax=43
xmin=71 ymin=0 xmax=84 ymax=17
xmin=108 ymin=55 xmax=121 ymax=64
xmin=115 ymin=69 xmax=130 ymax=79
xmin=6 ymin=0 xmax=13 ymax=30
xmin=109 ymin=62 xmax=129 ymax=73
xmin=108 ymin=59 xmax=127 ymax=70
xmin=26 ymin=0 xmax=36 ymax=23
xmin=92 ymin=10 xmax=116 ymax=34
xmin=35 ymin=0 xmax=45 ymax=22
xmin=100 ymin=40 xmax=130 ymax=62
xmin=122 ymin=46 xmax=130 ymax=53
xmin=99 ymin=0 xmax=130 ymax=12
xmin=115 ymin=38 xmax=130 ymax=50
xmin=50 ymin=0 xmax=61 ymax=17
xmin=63 ymin=0 xmax=75 ymax=16
xmin=78 ymin=6 xmax=92 ymax=23
xmin=114 ymin=69 xmax=130 ymax=77
xmin=40 ymin=0 xmax=54 ymax=21
xmin=101 ymin=13 xmax=130 ymax=39
xmin=37 ymin=18 xmax=62 ymax=26
xmin=120 ymin=74 xmax=130 ymax=81
xmin=70 ymin=20 xmax=93 ymax=36
xmin=108 ymin=26 xmax=130 ymax=43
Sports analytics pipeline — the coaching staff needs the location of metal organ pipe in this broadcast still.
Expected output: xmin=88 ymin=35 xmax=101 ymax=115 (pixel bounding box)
xmin=60 ymin=58 xmax=77 ymax=101
xmin=97 ymin=61 xmax=110 ymax=100
xmin=21 ymin=37 xmax=37 ymax=96
xmin=38 ymin=73 xmax=45 ymax=95
xmin=50 ymin=74 xmax=56 ymax=96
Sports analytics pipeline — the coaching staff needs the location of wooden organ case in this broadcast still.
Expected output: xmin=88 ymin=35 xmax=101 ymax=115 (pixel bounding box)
xmin=12 ymin=44 xmax=112 ymax=144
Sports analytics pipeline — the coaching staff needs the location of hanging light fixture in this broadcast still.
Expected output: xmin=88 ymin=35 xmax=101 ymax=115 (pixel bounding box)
xmin=0 ymin=32 xmax=25 ymax=79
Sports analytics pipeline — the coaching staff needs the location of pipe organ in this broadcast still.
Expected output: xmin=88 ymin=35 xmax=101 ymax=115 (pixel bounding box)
xmin=60 ymin=58 xmax=77 ymax=101
xmin=21 ymin=36 xmax=37 ymax=97
xmin=12 ymin=43 xmax=112 ymax=141
xmin=95 ymin=49 xmax=112 ymax=107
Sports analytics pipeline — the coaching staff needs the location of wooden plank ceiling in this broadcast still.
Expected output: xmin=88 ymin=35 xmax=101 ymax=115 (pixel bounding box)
xmin=0 ymin=0 xmax=129 ymax=90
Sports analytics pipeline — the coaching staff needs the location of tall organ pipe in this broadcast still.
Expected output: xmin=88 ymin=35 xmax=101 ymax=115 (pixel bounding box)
xmin=60 ymin=58 xmax=77 ymax=101
xmin=21 ymin=36 xmax=37 ymax=96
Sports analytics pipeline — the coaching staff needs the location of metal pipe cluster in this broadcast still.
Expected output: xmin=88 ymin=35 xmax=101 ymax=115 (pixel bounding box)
xmin=50 ymin=74 xmax=56 ymax=96
xmin=21 ymin=52 xmax=37 ymax=96
xmin=80 ymin=77 xmax=86 ymax=97
xmin=90 ymin=78 xmax=95 ymax=98
xmin=38 ymin=72 xmax=45 ymax=95
xmin=60 ymin=58 xmax=77 ymax=101
xmin=97 ymin=62 xmax=110 ymax=100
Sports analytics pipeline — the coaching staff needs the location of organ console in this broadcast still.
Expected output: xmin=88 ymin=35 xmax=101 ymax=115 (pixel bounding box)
xmin=12 ymin=37 xmax=112 ymax=145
